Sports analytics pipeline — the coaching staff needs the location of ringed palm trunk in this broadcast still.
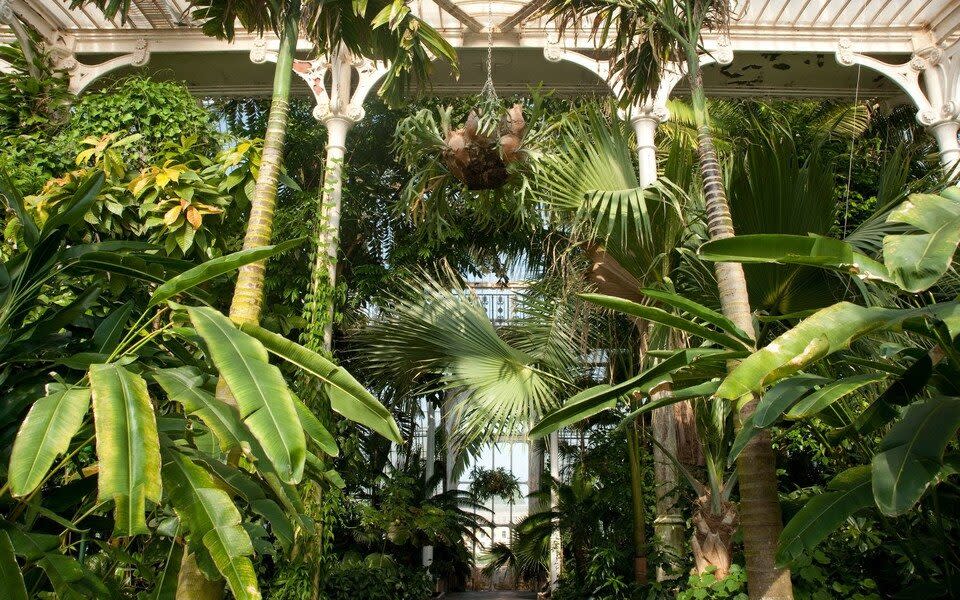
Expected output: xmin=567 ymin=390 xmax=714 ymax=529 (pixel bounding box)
xmin=182 ymin=4 xmax=301 ymax=599
xmin=227 ymin=0 xmax=301 ymax=327
xmin=685 ymin=47 xmax=794 ymax=600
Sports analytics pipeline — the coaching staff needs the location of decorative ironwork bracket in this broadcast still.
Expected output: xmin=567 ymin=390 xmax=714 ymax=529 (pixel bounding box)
xmin=50 ymin=33 xmax=150 ymax=94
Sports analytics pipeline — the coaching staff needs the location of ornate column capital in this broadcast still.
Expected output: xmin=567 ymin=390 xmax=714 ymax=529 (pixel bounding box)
xmin=835 ymin=37 xmax=960 ymax=127
xmin=292 ymin=50 xmax=390 ymax=124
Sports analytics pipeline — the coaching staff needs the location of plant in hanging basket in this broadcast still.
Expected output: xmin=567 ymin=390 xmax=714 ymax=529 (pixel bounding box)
xmin=443 ymin=97 xmax=526 ymax=190
xmin=393 ymin=91 xmax=565 ymax=225
xmin=470 ymin=466 xmax=522 ymax=503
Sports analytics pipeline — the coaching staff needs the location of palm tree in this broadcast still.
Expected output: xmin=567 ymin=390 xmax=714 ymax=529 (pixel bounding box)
xmin=536 ymin=110 xmax=690 ymax=582
xmin=538 ymin=1 xmax=793 ymax=596
xmin=182 ymin=0 xmax=457 ymax=329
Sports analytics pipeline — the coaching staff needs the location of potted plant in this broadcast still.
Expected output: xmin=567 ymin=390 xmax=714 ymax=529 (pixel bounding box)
xmin=393 ymin=91 xmax=564 ymax=222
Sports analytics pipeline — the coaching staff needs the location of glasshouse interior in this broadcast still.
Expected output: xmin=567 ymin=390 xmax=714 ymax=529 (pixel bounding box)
xmin=1 ymin=0 xmax=960 ymax=599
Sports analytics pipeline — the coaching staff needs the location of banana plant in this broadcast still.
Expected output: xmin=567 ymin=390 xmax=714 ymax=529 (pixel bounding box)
xmin=699 ymin=185 xmax=960 ymax=574
xmin=0 ymin=176 xmax=401 ymax=598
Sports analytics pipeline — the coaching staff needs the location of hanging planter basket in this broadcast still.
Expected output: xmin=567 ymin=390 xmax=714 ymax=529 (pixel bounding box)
xmin=393 ymin=89 xmax=559 ymax=230
xmin=441 ymin=103 xmax=527 ymax=191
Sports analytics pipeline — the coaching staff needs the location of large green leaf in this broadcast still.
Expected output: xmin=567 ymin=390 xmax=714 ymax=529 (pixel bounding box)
xmin=699 ymin=234 xmax=892 ymax=285
xmin=618 ymin=380 xmax=720 ymax=429
xmin=786 ymin=373 xmax=885 ymax=420
xmin=238 ymin=322 xmax=402 ymax=444
xmin=150 ymin=238 xmax=304 ymax=307
xmin=292 ymin=394 xmax=338 ymax=456
xmin=531 ymin=348 xmax=732 ymax=438
xmin=38 ymin=552 xmax=108 ymax=599
xmin=0 ymin=531 xmax=28 ymax=600
xmin=776 ymin=466 xmax=873 ymax=566
xmin=753 ymin=375 xmax=827 ymax=428
xmin=641 ymin=288 xmax=754 ymax=345
xmin=872 ymin=395 xmax=960 ymax=515
xmin=186 ymin=307 xmax=305 ymax=483
xmin=161 ymin=448 xmax=260 ymax=600
xmin=717 ymin=301 xmax=960 ymax=399
xmin=581 ymin=293 xmax=752 ymax=351
xmin=41 ymin=171 xmax=106 ymax=235
xmin=9 ymin=386 xmax=90 ymax=496
xmin=0 ymin=169 xmax=38 ymax=248
xmin=153 ymin=367 xmax=248 ymax=453
xmin=89 ymin=363 xmax=162 ymax=536
xmin=93 ymin=301 xmax=135 ymax=353
xmin=883 ymin=188 xmax=960 ymax=293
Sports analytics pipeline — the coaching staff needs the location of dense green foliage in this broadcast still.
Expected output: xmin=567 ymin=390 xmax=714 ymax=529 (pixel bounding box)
xmin=2 ymin=13 xmax=959 ymax=596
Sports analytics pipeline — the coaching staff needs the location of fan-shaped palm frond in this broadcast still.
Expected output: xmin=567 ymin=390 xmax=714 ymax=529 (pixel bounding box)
xmin=725 ymin=121 xmax=853 ymax=315
xmin=359 ymin=270 xmax=574 ymax=449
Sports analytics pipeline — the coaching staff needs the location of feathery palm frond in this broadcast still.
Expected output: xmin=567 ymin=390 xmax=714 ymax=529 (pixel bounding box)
xmin=186 ymin=0 xmax=457 ymax=107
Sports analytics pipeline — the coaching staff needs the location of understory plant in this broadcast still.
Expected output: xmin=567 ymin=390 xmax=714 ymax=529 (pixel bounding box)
xmin=21 ymin=132 xmax=263 ymax=259
xmin=0 ymin=171 xmax=401 ymax=599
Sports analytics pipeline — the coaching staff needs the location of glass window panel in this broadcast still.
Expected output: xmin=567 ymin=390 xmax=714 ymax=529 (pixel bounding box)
xmin=511 ymin=443 xmax=528 ymax=483
xmin=493 ymin=442 xmax=510 ymax=469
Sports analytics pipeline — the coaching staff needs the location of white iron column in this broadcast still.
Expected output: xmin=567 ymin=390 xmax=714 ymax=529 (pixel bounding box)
xmin=630 ymin=107 xmax=668 ymax=187
xmin=930 ymin=120 xmax=960 ymax=172
xmin=316 ymin=113 xmax=351 ymax=349
xmin=920 ymin=44 xmax=960 ymax=176
xmin=423 ymin=402 xmax=436 ymax=568
xmin=292 ymin=50 xmax=390 ymax=350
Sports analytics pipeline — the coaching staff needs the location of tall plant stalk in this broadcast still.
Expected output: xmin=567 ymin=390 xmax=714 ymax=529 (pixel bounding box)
xmin=684 ymin=42 xmax=794 ymax=600
xmin=195 ymin=4 xmax=300 ymax=597
xmin=228 ymin=0 xmax=301 ymax=327
xmin=626 ymin=416 xmax=649 ymax=584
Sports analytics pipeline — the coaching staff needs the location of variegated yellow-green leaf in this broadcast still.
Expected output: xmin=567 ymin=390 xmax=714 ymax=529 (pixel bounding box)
xmin=186 ymin=307 xmax=305 ymax=483
xmin=238 ymin=322 xmax=402 ymax=444
xmin=89 ymin=363 xmax=162 ymax=536
xmin=162 ymin=448 xmax=261 ymax=600
xmin=9 ymin=386 xmax=90 ymax=497
xmin=717 ymin=301 xmax=960 ymax=399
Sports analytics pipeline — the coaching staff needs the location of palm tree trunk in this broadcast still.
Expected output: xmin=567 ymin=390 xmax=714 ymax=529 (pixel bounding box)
xmin=626 ymin=417 xmax=648 ymax=585
xmin=650 ymin=383 xmax=686 ymax=580
xmin=185 ymin=5 xmax=300 ymax=597
xmin=227 ymin=0 xmax=300 ymax=327
xmin=685 ymin=47 xmax=793 ymax=600
xmin=212 ymin=0 xmax=300 ymax=422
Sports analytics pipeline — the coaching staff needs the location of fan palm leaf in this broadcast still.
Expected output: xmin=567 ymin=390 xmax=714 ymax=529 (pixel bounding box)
xmin=361 ymin=271 xmax=575 ymax=448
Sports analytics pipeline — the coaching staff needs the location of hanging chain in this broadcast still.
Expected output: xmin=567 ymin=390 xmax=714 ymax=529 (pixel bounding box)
xmin=480 ymin=0 xmax=497 ymax=101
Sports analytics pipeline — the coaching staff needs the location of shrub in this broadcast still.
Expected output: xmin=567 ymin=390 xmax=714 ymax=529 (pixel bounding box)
xmin=321 ymin=554 xmax=433 ymax=600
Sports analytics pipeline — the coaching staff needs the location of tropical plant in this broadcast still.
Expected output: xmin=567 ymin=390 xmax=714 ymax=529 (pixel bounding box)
xmin=0 ymin=170 xmax=402 ymax=599
xmin=20 ymin=132 xmax=262 ymax=259
xmin=537 ymin=0 xmax=793 ymax=594
xmin=470 ymin=466 xmax=522 ymax=503
xmin=700 ymin=185 xmax=960 ymax=596
xmin=394 ymin=91 xmax=566 ymax=242
xmin=360 ymin=270 xmax=579 ymax=452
